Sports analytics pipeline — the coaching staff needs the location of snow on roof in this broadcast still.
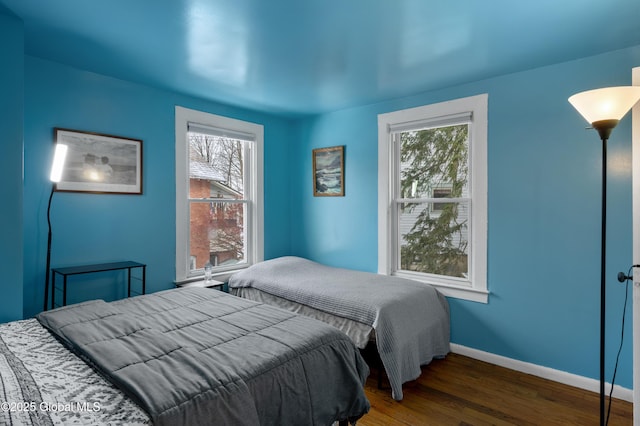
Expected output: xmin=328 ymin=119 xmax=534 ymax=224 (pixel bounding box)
xmin=189 ymin=145 xmax=225 ymax=181
xmin=190 ymin=160 xmax=225 ymax=182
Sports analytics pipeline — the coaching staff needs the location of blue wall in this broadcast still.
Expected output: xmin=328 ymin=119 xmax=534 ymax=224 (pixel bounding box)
xmin=21 ymin=56 xmax=294 ymax=318
xmin=290 ymin=46 xmax=640 ymax=388
xmin=0 ymin=12 xmax=24 ymax=322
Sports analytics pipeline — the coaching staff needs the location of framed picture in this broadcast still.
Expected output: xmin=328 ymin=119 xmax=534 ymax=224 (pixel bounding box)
xmin=54 ymin=128 xmax=143 ymax=194
xmin=313 ymin=145 xmax=344 ymax=196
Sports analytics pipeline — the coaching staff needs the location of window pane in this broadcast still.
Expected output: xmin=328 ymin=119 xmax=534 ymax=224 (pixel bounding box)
xmin=189 ymin=201 xmax=246 ymax=271
xmin=188 ymin=130 xmax=247 ymax=273
xmin=398 ymin=201 xmax=468 ymax=278
xmin=399 ymin=124 xmax=469 ymax=199
xmin=188 ymin=132 xmax=244 ymax=198
xmin=431 ymin=187 xmax=452 ymax=212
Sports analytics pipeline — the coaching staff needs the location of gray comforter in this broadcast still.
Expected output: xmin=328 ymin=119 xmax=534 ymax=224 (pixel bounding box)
xmin=36 ymin=287 xmax=370 ymax=426
xmin=228 ymin=256 xmax=450 ymax=400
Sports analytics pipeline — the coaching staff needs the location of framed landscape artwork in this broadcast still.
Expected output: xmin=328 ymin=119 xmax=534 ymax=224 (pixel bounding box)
xmin=54 ymin=128 xmax=143 ymax=195
xmin=313 ymin=145 xmax=344 ymax=196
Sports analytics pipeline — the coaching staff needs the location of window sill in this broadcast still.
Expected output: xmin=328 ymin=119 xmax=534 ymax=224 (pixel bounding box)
xmin=392 ymin=271 xmax=488 ymax=304
xmin=431 ymin=283 xmax=488 ymax=303
xmin=175 ymin=265 xmax=248 ymax=287
xmin=176 ymin=279 xmax=224 ymax=289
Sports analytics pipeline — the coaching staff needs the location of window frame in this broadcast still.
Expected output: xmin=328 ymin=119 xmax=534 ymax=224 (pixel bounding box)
xmin=377 ymin=94 xmax=488 ymax=303
xmin=175 ymin=106 xmax=264 ymax=284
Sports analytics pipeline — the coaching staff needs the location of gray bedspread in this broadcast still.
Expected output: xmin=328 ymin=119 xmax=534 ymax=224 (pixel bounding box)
xmin=228 ymin=256 xmax=450 ymax=400
xmin=36 ymin=287 xmax=370 ymax=426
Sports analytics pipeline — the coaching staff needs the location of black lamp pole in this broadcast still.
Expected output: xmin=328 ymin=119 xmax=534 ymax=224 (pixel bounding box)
xmin=44 ymin=185 xmax=55 ymax=311
xmin=599 ymin=134 xmax=607 ymax=426
xmin=592 ymin=119 xmax=618 ymax=426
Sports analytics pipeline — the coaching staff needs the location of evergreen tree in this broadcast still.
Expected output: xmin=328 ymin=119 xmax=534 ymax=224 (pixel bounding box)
xmin=399 ymin=124 xmax=469 ymax=277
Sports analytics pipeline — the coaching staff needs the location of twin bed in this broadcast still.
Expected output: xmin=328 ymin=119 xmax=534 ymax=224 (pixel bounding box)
xmin=229 ymin=256 xmax=451 ymax=401
xmin=0 ymin=256 xmax=450 ymax=425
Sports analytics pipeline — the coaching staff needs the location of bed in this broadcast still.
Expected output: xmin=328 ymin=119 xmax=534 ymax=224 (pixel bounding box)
xmin=0 ymin=287 xmax=370 ymax=426
xmin=228 ymin=256 xmax=450 ymax=401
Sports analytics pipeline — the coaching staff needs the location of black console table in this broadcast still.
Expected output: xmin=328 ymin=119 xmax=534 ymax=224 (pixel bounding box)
xmin=49 ymin=261 xmax=146 ymax=310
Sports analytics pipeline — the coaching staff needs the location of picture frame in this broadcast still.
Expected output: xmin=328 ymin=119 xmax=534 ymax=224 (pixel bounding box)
xmin=54 ymin=128 xmax=143 ymax=195
xmin=313 ymin=145 xmax=344 ymax=196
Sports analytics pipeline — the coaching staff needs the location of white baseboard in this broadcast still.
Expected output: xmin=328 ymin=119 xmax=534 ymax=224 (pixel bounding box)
xmin=450 ymin=343 xmax=633 ymax=403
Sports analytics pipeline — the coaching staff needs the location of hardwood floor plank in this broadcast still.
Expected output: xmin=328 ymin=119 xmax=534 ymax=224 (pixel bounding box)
xmin=357 ymin=353 xmax=632 ymax=426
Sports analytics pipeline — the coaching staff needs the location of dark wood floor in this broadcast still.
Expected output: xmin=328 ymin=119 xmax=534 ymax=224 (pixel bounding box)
xmin=358 ymin=353 xmax=633 ymax=426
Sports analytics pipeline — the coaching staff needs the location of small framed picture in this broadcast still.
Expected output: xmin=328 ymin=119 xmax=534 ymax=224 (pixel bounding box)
xmin=313 ymin=145 xmax=344 ymax=197
xmin=54 ymin=128 xmax=143 ymax=195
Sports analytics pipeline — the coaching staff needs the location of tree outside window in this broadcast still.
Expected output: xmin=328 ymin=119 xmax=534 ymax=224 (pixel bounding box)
xmin=398 ymin=124 xmax=469 ymax=279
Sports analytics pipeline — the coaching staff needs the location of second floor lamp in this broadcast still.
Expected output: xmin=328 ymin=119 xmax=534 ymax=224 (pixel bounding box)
xmin=568 ymin=86 xmax=640 ymax=425
xmin=44 ymin=143 xmax=68 ymax=311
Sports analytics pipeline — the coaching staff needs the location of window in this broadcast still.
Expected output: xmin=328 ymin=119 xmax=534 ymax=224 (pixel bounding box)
xmin=378 ymin=94 xmax=488 ymax=303
xmin=430 ymin=186 xmax=453 ymax=213
xmin=175 ymin=106 xmax=263 ymax=283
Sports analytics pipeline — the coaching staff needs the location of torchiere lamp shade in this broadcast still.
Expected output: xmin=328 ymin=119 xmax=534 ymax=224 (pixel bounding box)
xmin=569 ymin=86 xmax=640 ymax=124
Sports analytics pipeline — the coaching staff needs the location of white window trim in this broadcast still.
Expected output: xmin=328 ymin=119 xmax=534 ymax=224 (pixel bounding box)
xmin=175 ymin=106 xmax=264 ymax=283
xmin=377 ymin=94 xmax=488 ymax=303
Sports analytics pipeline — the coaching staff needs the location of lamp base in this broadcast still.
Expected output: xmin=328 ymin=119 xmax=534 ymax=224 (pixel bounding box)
xmin=592 ymin=119 xmax=619 ymax=141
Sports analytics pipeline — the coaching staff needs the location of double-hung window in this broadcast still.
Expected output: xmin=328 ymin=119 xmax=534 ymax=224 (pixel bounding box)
xmin=175 ymin=106 xmax=263 ymax=283
xmin=378 ymin=94 xmax=488 ymax=303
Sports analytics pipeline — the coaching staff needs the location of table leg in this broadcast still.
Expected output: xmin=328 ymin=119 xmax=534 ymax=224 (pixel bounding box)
xmin=127 ymin=268 xmax=132 ymax=297
xmin=51 ymin=272 xmax=56 ymax=310
xmin=63 ymin=276 xmax=68 ymax=307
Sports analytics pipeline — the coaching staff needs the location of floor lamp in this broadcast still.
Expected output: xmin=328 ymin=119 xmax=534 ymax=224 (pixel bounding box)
xmin=44 ymin=143 xmax=68 ymax=311
xmin=568 ymin=86 xmax=640 ymax=425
